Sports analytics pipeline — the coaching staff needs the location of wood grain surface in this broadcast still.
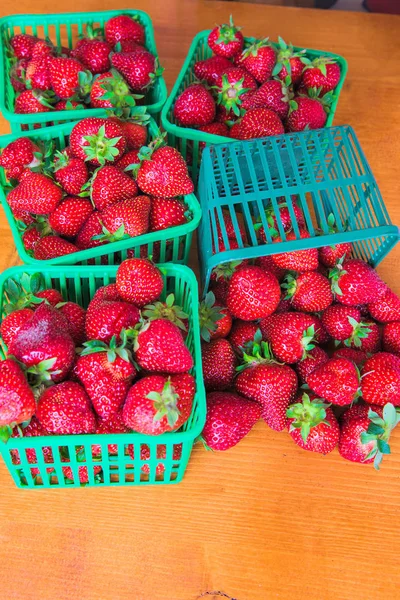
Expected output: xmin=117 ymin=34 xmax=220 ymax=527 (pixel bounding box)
xmin=0 ymin=2 xmax=400 ymax=599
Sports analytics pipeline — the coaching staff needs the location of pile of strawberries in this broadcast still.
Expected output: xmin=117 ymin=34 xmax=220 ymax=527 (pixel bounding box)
xmin=173 ymin=17 xmax=341 ymax=140
xmin=0 ymin=116 xmax=194 ymax=260
xmin=0 ymin=258 xmax=196 ymax=483
xmin=199 ymin=206 xmax=400 ymax=469
xmin=8 ymin=14 xmax=163 ymax=117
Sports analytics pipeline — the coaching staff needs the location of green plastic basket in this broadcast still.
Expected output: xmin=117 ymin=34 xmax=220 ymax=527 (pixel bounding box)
xmin=0 ymin=10 xmax=168 ymax=132
xmin=0 ymin=263 xmax=206 ymax=488
xmin=161 ymin=30 xmax=348 ymax=185
xmin=198 ymin=125 xmax=399 ymax=293
xmin=0 ymin=119 xmax=201 ymax=266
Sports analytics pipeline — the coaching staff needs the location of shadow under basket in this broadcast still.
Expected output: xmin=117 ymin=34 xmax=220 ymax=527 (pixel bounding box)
xmin=0 ymin=264 xmax=206 ymax=489
xmin=197 ymin=124 xmax=400 ymax=294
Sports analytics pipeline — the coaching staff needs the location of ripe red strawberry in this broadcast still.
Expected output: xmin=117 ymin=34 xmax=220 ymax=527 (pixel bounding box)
xmin=301 ymin=58 xmax=341 ymax=95
xmin=105 ymin=15 xmax=145 ymax=46
xmin=10 ymin=417 xmax=54 ymax=477
xmin=31 ymin=39 xmax=53 ymax=58
xmin=10 ymin=34 xmax=38 ymax=59
xmin=57 ymin=302 xmax=86 ymax=345
xmin=37 ymin=381 xmax=96 ymax=434
xmin=361 ymin=353 xmax=400 ymax=406
xmin=89 ymin=70 xmax=133 ymax=111
xmin=295 ymin=346 xmax=329 ymax=385
xmin=0 ymin=308 xmax=34 ymax=346
xmin=25 ymin=54 xmax=52 ymax=90
xmin=136 ymin=144 xmax=194 ymax=198
xmin=4 ymin=164 xmax=32 ymax=182
xmin=202 ymin=391 xmax=261 ymax=451
xmin=118 ymin=40 xmax=141 ymax=52
xmin=7 ymin=173 xmax=63 ymax=216
xmin=0 ymin=137 xmax=42 ymax=171
xmin=199 ymin=123 xmax=230 ymax=148
xmin=108 ymin=116 xmax=148 ymax=150
xmin=287 ymin=392 xmax=340 ymax=454
xmin=208 ymin=17 xmax=243 ymax=58
xmin=241 ymin=39 xmax=276 ymax=83
xmin=228 ymin=320 xmax=259 ymax=354
xmin=114 ymin=149 xmax=140 ymax=173
xmin=33 ymin=236 xmax=78 ymax=260
xmin=14 ymin=89 xmax=55 ymax=114
xmin=134 ymin=319 xmax=193 ymax=373
xmin=77 ymin=336 xmax=136 ymax=418
xmin=75 ymin=212 xmax=104 ymax=250
xmin=273 ymin=37 xmax=309 ymax=85
xmin=202 ymin=338 xmax=237 ymax=391
xmin=226 ymin=265 xmax=280 ymax=320
xmin=321 ymin=305 xmax=361 ymax=340
xmin=90 ymin=166 xmax=138 ymax=211
xmin=69 ymin=117 xmax=126 ymax=166
xmin=48 ymin=57 xmax=85 ymax=99
xmin=0 ymin=359 xmax=36 ymax=434
xmin=10 ymin=58 xmax=29 ymax=92
xmin=343 ymin=319 xmax=380 ymax=352
xmin=368 ymin=289 xmax=400 ymax=323
xmin=111 ymin=49 xmax=160 ymax=92
xmin=244 ymin=78 xmax=293 ymax=120
xmin=235 ymin=108 xmax=284 ymax=140
xmin=255 ymin=255 xmax=286 ymax=281
xmin=52 ymin=150 xmax=89 ymax=195
xmin=199 ymin=292 xmax=232 ymax=342
xmin=99 ymin=195 xmax=150 ymax=241
xmin=339 ymin=402 xmax=400 ymax=468
xmin=149 ymin=197 xmax=187 ymax=232
xmin=193 ymin=55 xmax=233 ymax=86
xmin=286 ymin=94 xmax=330 ymax=131
xmin=173 ymin=83 xmax=216 ymax=127
xmin=282 ymin=271 xmax=333 ymax=312
xmin=215 ymin=68 xmax=258 ymax=116
xmin=307 ymin=358 xmax=360 ymax=406
xmin=92 ymin=411 xmax=130 ymax=457
xmin=330 ymin=258 xmax=386 ymax=306
xmin=85 ymin=295 xmax=140 ymax=344
xmin=35 ymin=288 xmax=64 ymax=306
xmin=332 ymin=347 xmax=368 ymax=366
xmin=270 ymin=312 xmax=317 ymax=364
xmin=382 ymin=322 xmax=400 ymax=355
xmin=123 ymin=373 xmax=194 ymax=434
xmin=116 ymin=257 xmax=163 ymax=306
xmin=48 ymin=196 xmax=93 ymax=238
xmin=271 ymin=230 xmax=319 ymax=272
xmin=319 ymin=242 xmax=352 ymax=267
xmin=72 ymin=36 xmax=112 ymax=75
xmin=11 ymin=206 xmax=36 ymax=225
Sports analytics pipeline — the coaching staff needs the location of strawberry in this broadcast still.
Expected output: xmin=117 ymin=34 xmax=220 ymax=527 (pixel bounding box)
xmin=202 ymin=391 xmax=261 ymax=451
xmin=282 ymin=271 xmax=333 ymax=312
xmin=7 ymin=173 xmax=63 ymax=216
xmin=307 ymin=358 xmax=360 ymax=406
xmin=31 ymin=39 xmax=53 ymax=58
xmin=193 ymin=55 xmax=233 ymax=86
xmin=209 ymin=260 xmax=246 ymax=305
xmin=10 ymin=58 xmax=29 ymax=92
xmin=116 ymin=257 xmax=163 ymax=306
xmin=202 ymin=338 xmax=237 ymax=391
xmin=52 ymin=150 xmax=89 ymax=195
xmin=69 ymin=117 xmax=126 ymax=166
xmin=89 ymin=70 xmax=135 ymax=111
xmin=217 ymin=212 xmax=247 ymax=244
xmin=105 ymin=15 xmax=145 ymax=46
xmin=287 ymin=392 xmax=340 ymax=455
xmin=10 ymin=417 xmax=54 ymax=477
xmin=98 ymin=195 xmax=150 ymax=242
xmin=54 ymin=99 xmax=85 ymax=110
xmin=382 ymin=322 xmax=400 ymax=355
xmin=149 ymin=197 xmax=187 ymax=232
xmin=134 ymin=319 xmax=193 ymax=373
xmin=199 ymin=123 xmax=230 ymax=149
xmin=228 ymin=320 xmax=259 ymax=354
xmin=72 ymin=35 xmax=112 ymax=75
xmin=10 ymin=34 xmax=38 ymax=59
xmin=329 ymin=258 xmax=387 ymax=306
xmin=136 ymin=143 xmax=194 ymax=198
xmin=0 ymin=308 xmax=34 ymax=346
xmin=244 ymin=78 xmax=293 ymax=120
xmin=0 ymin=137 xmax=42 ymax=171
xmin=199 ymin=292 xmax=232 ymax=342
xmin=90 ymin=166 xmax=138 ymax=211
xmin=130 ymin=443 xmax=183 ymax=475
xmin=5 ymin=165 xmax=32 ymax=182
xmin=301 ymin=58 xmax=341 ymax=95
xmin=173 ymin=83 xmax=216 ymax=127
xmin=235 ymin=108 xmax=284 ymax=140
xmin=338 ymin=402 xmax=400 ymax=468
xmin=342 ymin=319 xmax=380 ymax=352
xmin=207 ymin=17 xmax=243 ymax=58
xmin=48 ymin=57 xmax=86 ymax=99
xmin=215 ymin=68 xmax=257 ymax=117
xmin=92 ymin=411 xmax=130 ymax=457
xmin=111 ymin=49 xmax=161 ymax=92
xmin=0 ymin=359 xmax=36 ymax=436
xmin=108 ymin=116 xmax=148 ymax=150
xmin=332 ymin=347 xmax=367 ymax=367
xmin=37 ymin=381 xmax=96 ymax=434
xmin=35 ymin=289 xmax=64 ymax=306
xmin=77 ymin=335 xmax=136 ymax=419
xmin=142 ymin=294 xmax=188 ymax=334
xmin=295 ymin=346 xmax=329 ymax=385
xmin=114 ymin=149 xmax=140 ymax=172
xmin=33 ymin=236 xmax=78 ymax=260
xmin=319 ymin=243 xmax=352 ymax=267
xmin=75 ymin=212 xmax=104 ymax=250
xmin=361 ymin=353 xmax=400 ymax=406
xmin=286 ymin=92 xmax=331 ymax=132
xmin=271 ymin=230 xmax=319 ymax=272
xmin=272 ymin=37 xmax=310 ymax=85
xmin=15 ymin=89 xmax=55 ymax=114
xmin=321 ymin=305 xmax=361 ymax=340
xmin=25 ymin=54 xmax=52 ymax=90
xmin=255 ymin=255 xmax=286 ymax=281
xmin=226 ymin=265 xmax=280 ymax=321
xmin=241 ymin=39 xmax=276 ymax=83
xmin=255 ymin=201 xmax=305 ymax=242
xmin=368 ymin=289 xmax=400 ymax=323
xmin=236 ymin=341 xmax=298 ymax=431
xmin=85 ymin=295 xmax=140 ymax=344
xmin=48 ymin=196 xmax=93 ymax=238
xmin=118 ymin=40 xmax=141 ymax=52
xmin=269 ymin=312 xmax=317 ymax=364
xmin=56 ymin=302 xmax=86 ymax=345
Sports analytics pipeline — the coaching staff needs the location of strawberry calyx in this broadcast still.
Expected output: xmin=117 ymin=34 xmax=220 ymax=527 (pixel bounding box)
xmin=125 ymin=134 xmax=167 ymax=177
xmin=329 ymin=255 xmax=347 ymax=296
xmin=146 ymin=378 xmax=181 ymax=428
xmin=25 ymin=357 xmax=62 ymax=383
xmin=237 ymin=333 xmax=281 ymax=372
xmin=147 ymin=59 xmax=165 ymax=86
xmin=74 ymin=70 xmax=94 ymax=103
xmin=286 ymin=392 xmax=331 ymax=443
xmin=95 ymin=69 xmax=142 ymax=115
xmin=361 ymin=403 xmax=400 ymax=470
xmin=3 ymin=273 xmax=46 ymax=314
xmin=272 ymin=37 xmax=310 ymax=77
xmin=92 ymin=223 xmax=130 ymax=244
xmin=215 ymin=73 xmax=252 ymax=116
xmin=303 ymin=56 xmax=337 ymax=76
xmin=215 ymin=15 xmax=242 ymax=45
xmin=344 ymin=317 xmax=372 ymax=349
xmin=296 ymin=87 xmax=334 ymax=114
xmin=281 ymin=273 xmax=298 ymax=301
xmin=80 ymin=22 xmax=105 ymax=41
xmin=241 ymin=37 xmax=271 ymax=59
xmin=301 ymin=325 xmax=316 ymax=359
xmin=82 ymin=124 xmax=123 ymax=165
xmin=80 ymin=331 xmax=132 ymax=363
xmin=142 ymin=293 xmax=188 ymax=332
xmin=30 ymin=89 xmax=58 ymax=109
xmin=198 ymin=291 xmax=226 ymax=342
xmin=211 ymin=260 xmax=244 ymax=281
xmin=51 ymin=149 xmax=72 ymax=172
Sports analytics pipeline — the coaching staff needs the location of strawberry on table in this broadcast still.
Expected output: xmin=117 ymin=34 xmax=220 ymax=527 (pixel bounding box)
xmin=208 ymin=16 xmax=244 ymax=58
xmin=361 ymin=353 xmax=400 ymax=406
xmin=307 ymin=357 xmax=360 ymax=406
xmin=0 ymin=359 xmax=36 ymax=439
xmin=173 ymin=83 xmax=216 ymax=127
xmin=226 ymin=265 xmax=280 ymax=321
xmin=202 ymin=338 xmax=237 ymax=391
xmin=37 ymin=381 xmax=97 ymax=434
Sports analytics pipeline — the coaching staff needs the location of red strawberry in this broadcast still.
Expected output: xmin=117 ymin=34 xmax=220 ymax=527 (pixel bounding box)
xmin=241 ymin=39 xmax=276 ymax=83
xmin=208 ymin=17 xmax=243 ymax=58
xmin=0 ymin=308 xmax=34 ymax=346
xmin=48 ymin=196 xmax=93 ymax=238
xmin=108 ymin=116 xmax=148 ymax=150
xmin=271 ymin=230 xmax=319 ymax=272
xmin=48 ymin=57 xmax=86 ymax=99
xmin=25 ymin=54 xmax=52 ymax=90
xmin=173 ymin=83 xmax=216 ymax=127
xmin=228 ymin=320 xmax=259 ymax=354
xmin=10 ymin=58 xmax=29 ymax=92
xmin=226 ymin=265 xmax=280 ymax=321
xmin=75 ymin=212 xmax=104 ymax=250
xmin=149 ymin=197 xmax=187 ymax=231
xmin=339 ymin=402 xmax=400 ymax=468
xmin=111 ymin=49 xmax=160 ymax=92
xmin=273 ymin=37 xmax=309 ymax=85
xmin=37 ymin=381 xmax=96 ymax=434
xmin=286 ymin=93 xmax=330 ymax=132
xmin=202 ymin=338 xmax=237 ymax=391
xmin=114 ymin=149 xmax=140 ymax=173
xmin=382 ymin=322 xmax=400 ymax=355
xmin=199 ymin=292 xmax=232 ymax=342
xmin=361 ymin=353 xmax=400 ymax=406
xmin=244 ymin=78 xmax=293 ymax=120
xmin=0 ymin=137 xmax=41 ymax=171
xmin=302 ymin=58 xmax=341 ymax=95
xmin=116 ymin=257 xmax=163 ymax=306
xmin=332 ymin=347 xmax=368 ymax=366
xmin=282 ymin=271 xmax=333 ymax=312
xmin=235 ymin=108 xmax=284 ymax=140
xmin=321 ymin=305 xmax=361 ymax=340
xmin=270 ymin=312 xmax=317 ymax=364
xmin=287 ymin=392 xmax=339 ymax=454
xmin=90 ymin=166 xmax=138 ymax=211
xmin=31 ymin=39 xmax=53 ymax=58
xmin=194 ymin=55 xmax=233 ymax=86
xmin=57 ymin=302 xmax=86 ymax=345
xmin=89 ymin=70 xmax=133 ymax=111
xmin=35 ymin=289 xmax=64 ymax=306
xmin=99 ymin=195 xmax=150 ymax=241
xmin=319 ymin=242 xmax=352 ymax=267
xmin=118 ymin=40 xmax=141 ymax=52
xmin=123 ymin=373 xmax=194 ymax=434
xmin=307 ymin=358 xmax=360 ymax=406
xmin=69 ymin=117 xmax=126 ymax=166
xmin=7 ymin=173 xmax=63 ymax=216
xmin=15 ymin=89 xmax=55 ymax=114
xmin=202 ymin=391 xmax=261 ymax=451
xmin=215 ymin=68 xmax=257 ymax=117
xmin=199 ymin=123 xmax=230 ymax=149
xmin=72 ymin=36 xmax=112 ymax=75
xmin=0 ymin=359 xmax=36 ymax=434
xmin=142 ymin=293 xmax=188 ymax=334
xmin=134 ymin=319 xmax=193 ymax=373
xmin=105 ymin=15 xmax=145 ymax=46
xmin=209 ymin=260 xmax=247 ymax=305
xmin=295 ymin=346 xmax=329 ymax=385
xmin=255 ymin=255 xmax=286 ymax=281
xmin=33 ymin=236 xmax=78 ymax=260
xmin=136 ymin=144 xmax=194 ymax=198
xmin=10 ymin=34 xmax=38 ymax=59
xmin=5 ymin=165 xmax=32 ymax=182
xmin=368 ymin=289 xmax=400 ymax=323
xmin=330 ymin=259 xmax=386 ymax=306
xmin=92 ymin=411 xmax=130 ymax=457
xmin=85 ymin=295 xmax=140 ymax=344
xmin=52 ymin=150 xmax=89 ymax=195
xmin=10 ymin=417 xmax=54 ymax=477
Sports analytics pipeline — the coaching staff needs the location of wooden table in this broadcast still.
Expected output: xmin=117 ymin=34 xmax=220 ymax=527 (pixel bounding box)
xmin=1 ymin=2 xmax=400 ymax=599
